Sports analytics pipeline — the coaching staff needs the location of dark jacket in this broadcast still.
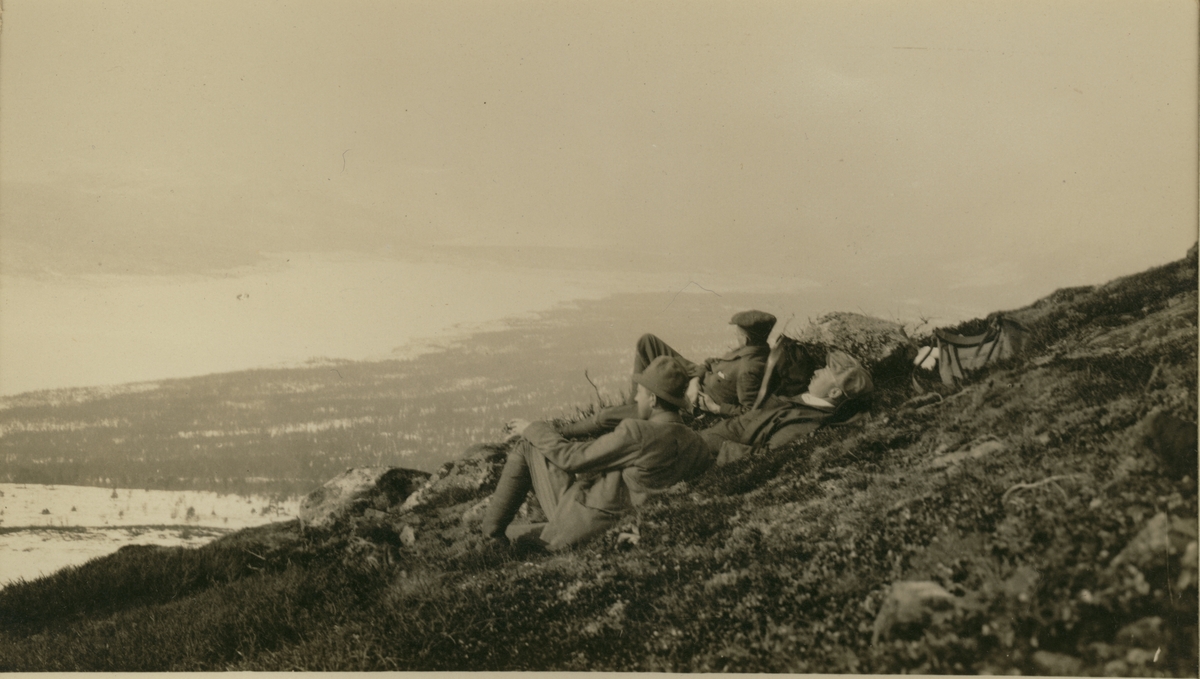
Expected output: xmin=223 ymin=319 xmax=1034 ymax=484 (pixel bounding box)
xmin=699 ymin=394 xmax=836 ymax=462
xmin=525 ymin=413 xmax=713 ymax=513
xmin=699 ymin=343 xmax=770 ymax=416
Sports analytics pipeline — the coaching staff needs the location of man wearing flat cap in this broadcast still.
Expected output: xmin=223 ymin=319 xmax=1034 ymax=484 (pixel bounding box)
xmin=553 ymin=309 xmax=776 ymax=439
xmin=632 ymin=309 xmax=776 ymax=417
xmin=482 ymin=356 xmax=713 ymax=550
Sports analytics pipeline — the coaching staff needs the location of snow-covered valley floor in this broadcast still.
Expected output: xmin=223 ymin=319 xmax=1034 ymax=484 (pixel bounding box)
xmin=0 ymin=483 xmax=299 ymax=587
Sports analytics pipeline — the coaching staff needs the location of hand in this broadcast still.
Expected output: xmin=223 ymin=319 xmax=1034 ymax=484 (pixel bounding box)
xmin=503 ymin=418 xmax=533 ymax=442
xmin=698 ymin=392 xmax=721 ymax=414
xmin=685 ymin=377 xmax=701 ymax=407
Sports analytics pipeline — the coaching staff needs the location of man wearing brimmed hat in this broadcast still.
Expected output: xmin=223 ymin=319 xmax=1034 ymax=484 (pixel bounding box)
xmin=481 ymin=356 xmax=712 ymax=551
xmin=699 ymin=349 xmax=874 ymax=464
xmin=553 ymin=310 xmax=778 ymax=439
xmin=631 ymin=309 xmax=776 ymax=417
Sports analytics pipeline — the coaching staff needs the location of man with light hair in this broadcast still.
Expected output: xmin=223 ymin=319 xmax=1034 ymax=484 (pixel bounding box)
xmin=699 ymin=349 xmax=874 ymax=464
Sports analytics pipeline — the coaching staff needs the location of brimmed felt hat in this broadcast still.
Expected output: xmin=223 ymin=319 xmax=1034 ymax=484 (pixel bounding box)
xmin=632 ymin=356 xmax=691 ymax=410
xmin=730 ymin=309 xmax=776 ymax=338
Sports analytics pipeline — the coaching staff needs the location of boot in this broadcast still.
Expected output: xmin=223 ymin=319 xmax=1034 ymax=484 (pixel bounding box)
xmin=480 ymin=447 xmax=533 ymax=539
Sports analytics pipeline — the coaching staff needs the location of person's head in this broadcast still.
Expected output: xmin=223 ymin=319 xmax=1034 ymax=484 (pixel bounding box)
xmin=807 ymin=350 xmax=873 ymax=404
xmin=632 ymin=356 xmax=691 ymax=418
xmin=729 ymin=310 xmax=776 ymax=345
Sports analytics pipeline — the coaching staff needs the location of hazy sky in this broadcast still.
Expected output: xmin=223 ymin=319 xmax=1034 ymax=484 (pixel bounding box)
xmin=0 ymin=0 xmax=1196 ymax=393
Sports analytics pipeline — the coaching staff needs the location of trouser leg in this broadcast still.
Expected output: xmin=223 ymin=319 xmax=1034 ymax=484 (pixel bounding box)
xmin=496 ymin=441 xmax=575 ymax=546
xmin=699 ymin=415 xmax=755 ymax=467
xmin=764 ymin=422 xmax=822 ymax=449
xmin=524 ymin=444 xmax=572 ymax=517
xmin=480 ymin=444 xmax=534 ymax=539
xmin=556 ymin=403 xmax=639 ymax=438
xmin=498 ymin=445 xmax=623 ymax=551
xmin=699 ymin=414 xmax=750 ymax=453
xmin=539 ymin=484 xmax=622 ymax=551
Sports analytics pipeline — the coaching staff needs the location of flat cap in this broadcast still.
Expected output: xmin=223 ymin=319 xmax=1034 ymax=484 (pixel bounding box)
xmin=729 ymin=310 xmax=777 ymax=335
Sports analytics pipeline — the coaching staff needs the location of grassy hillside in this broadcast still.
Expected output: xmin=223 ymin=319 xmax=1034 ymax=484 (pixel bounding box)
xmin=0 ymin=250 xmax=1195 ymax=673
xmin=0 ymin=291 xmax=802 ymax=495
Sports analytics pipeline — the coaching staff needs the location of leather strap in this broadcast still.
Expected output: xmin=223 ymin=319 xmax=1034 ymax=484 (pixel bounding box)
xmin=751 ymin=337 xmax=792 ymax=410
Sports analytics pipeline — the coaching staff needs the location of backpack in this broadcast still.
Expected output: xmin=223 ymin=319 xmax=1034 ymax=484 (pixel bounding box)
xmin=933 ymin=314 xmax=1027 ymax=385
xmin=750 ymin=336 xmax=821 ymax=410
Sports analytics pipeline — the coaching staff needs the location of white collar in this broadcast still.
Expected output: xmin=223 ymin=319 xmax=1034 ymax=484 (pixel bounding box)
xmin=800 ymin=393 xmax=836 ymax=410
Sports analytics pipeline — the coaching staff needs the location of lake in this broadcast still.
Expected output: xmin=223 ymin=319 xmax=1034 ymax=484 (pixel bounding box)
xmin=0 ymin=483 xmax=299 ymax=587
xmin=0 ymin=251 xmax=679 ymax=397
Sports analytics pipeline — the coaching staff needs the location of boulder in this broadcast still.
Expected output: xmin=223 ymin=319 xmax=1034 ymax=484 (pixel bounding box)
xmin=1114 ymin=616 xmax=1166 ymax=650
xmin=299 ymin=466 xmax=430 ymax=530
xmin=871 ymin=581 xmax=957 ymax=644
xmin=399 ymin=524 xmax=417 ymax=547
xmin=1111 ymin=512 xmax=1198 ymax=572
xmin=1134 ymin=409 xmax=1197 ymax=480
xmin=787 ymin=312 xmax=917 ymax=384
xmin=401 ymin=443 xmax=510 ymax=511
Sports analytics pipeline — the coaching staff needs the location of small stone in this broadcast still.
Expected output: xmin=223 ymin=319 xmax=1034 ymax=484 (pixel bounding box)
xmin=462 ymin=498 xmax=491 ymax=523
xmin=1178 ymin=541 xmax=1197 ymax=590
xmin=1088 ymin=642 xmax=1118 ymax=661
xmin=1032 ymin=650 xmax=1083 ymax=676
xmin=1103 ymin=659 xmax=1130 ymax=676
xmin=399 ymin=525 xmax=416 ymax=547
xmin=1114 ymin=616 xmax=1165 ymax=649
xmin=871 ymin=581 xmax=957 ymax=644
xmin=1125 ymin=647 xmax=1157 ymax=666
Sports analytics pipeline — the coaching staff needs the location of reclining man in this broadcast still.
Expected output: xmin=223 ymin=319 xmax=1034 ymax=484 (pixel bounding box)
xmin=481 ymin=356 xmax=713 ymax=551
xmin=700 ymin=349 xmax=873 ymax=465
xmin=559 ymin=310 xmax=777 ymax=438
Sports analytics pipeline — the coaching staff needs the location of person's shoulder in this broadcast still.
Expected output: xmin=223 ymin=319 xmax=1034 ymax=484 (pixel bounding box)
xmin=625 ymin=417 xmax=694 ymax=438
xmin=771 ymin=395 xmax=837 ymax=418
xmin=675 ymin=424 xmax=714 ymax=456
xmin=724 ymin=344 xmax=770 ymax=362
xmin=610 ymin=417 xmax=657 ymax=442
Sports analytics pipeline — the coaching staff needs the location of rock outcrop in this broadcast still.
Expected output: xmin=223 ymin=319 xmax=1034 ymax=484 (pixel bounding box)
xmin=787 ymin=312 xmax=917 ymax=384
xmin=871 ymin=580 xmax=958 ymax=644
xmin=1134 ymin=408 xmax=1198 ymax=480
xmin=299 ymin=466 xmax=430 ymax=530
xmin=400 ymin=442 xmax=510 ymax=512
xmin=1112 ymin=511 xmax=1198 ymax=573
